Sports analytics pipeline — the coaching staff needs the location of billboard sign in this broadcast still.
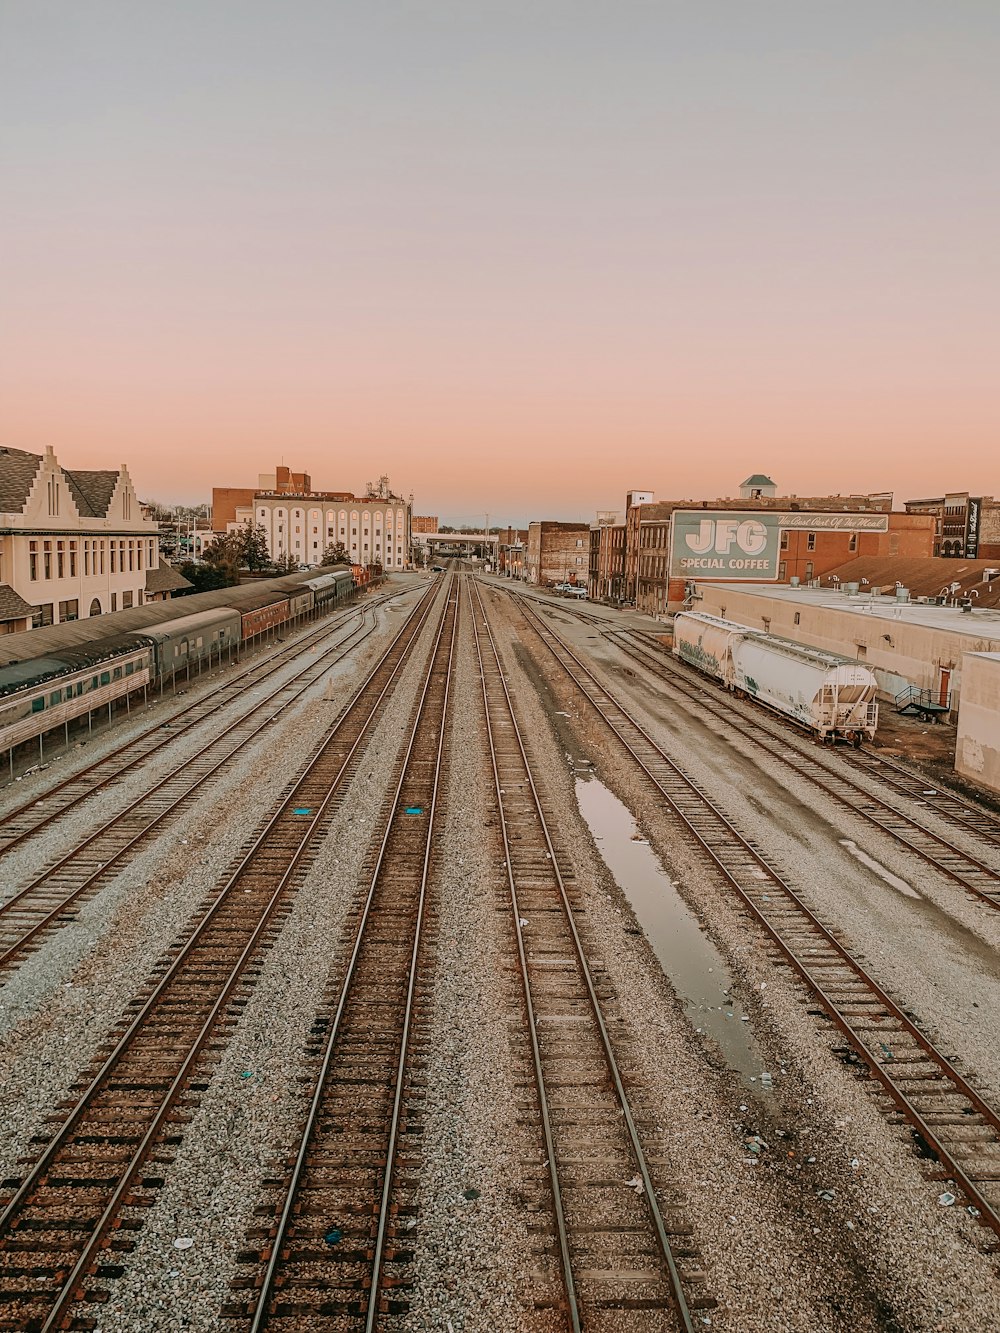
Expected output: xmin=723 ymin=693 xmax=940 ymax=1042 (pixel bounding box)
xmin=670 ymin=512 xmax=781 ymax=579
xmin=668 ymin=509 xmax=890 ymax=579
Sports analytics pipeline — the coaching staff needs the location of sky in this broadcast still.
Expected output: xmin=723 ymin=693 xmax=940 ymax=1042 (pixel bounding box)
xmin=1 ymin=2 xmax=997 ymax=526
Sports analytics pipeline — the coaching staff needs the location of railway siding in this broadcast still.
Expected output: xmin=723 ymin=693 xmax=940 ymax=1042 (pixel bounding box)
xmin=509 ymin=589 xmax=1000 ymax=1241
xmin=605 ymin=629 xmax=1000 ymax=910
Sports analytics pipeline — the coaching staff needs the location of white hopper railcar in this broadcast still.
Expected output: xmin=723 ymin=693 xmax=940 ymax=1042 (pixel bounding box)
xmin=673 ymin=610 xmax=879 ymax=744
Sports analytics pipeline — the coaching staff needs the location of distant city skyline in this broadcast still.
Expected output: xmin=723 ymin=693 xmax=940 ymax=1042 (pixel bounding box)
xmin=2 ymin=3 xmax=997 ymax=522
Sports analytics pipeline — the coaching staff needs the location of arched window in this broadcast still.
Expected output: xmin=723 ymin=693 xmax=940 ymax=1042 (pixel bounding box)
xmin=89 ymin=598 xmax=102 ymax=616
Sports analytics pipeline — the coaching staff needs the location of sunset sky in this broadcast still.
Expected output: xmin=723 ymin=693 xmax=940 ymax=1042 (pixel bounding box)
xmin=2 ymin=2 xmax=997 ymax=525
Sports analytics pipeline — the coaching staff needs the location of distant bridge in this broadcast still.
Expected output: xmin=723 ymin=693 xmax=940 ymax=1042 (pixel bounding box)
xmin=413 ymin=532 xmax=499 ymax=549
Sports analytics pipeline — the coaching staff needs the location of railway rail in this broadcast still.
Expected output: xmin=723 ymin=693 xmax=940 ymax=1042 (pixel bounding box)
xmin=228 ymin=576 xmax=458 ymax=1330
xmin=472 ymin=579 xmax=709 ymax=1330
xmin=0 ymin=586 xmax=409 ymax=855
xmin=0 ymin=577 xmax=448 ymax=1331
xmin=597 ymin=628 xmax=1000 ymax=910
xmin=0 ymin=603 xmax=412 ymax=980
xmin=500 ymin=585 xmax=1000 ymax=1239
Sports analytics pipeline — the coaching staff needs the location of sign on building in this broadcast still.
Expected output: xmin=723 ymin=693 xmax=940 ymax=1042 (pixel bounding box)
xmin=671 ymin=512 xmax=781 ymax=579
xmin=669 ymin=510 xmax=890 ymax=580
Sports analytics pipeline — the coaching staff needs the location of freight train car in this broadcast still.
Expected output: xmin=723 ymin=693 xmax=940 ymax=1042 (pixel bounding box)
xmin=673 ymin=611 xmax=879 ymax=744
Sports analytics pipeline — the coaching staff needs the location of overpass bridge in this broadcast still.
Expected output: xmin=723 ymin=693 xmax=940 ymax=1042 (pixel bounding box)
xmin=413 ymin=532 xmax=499 ymax=554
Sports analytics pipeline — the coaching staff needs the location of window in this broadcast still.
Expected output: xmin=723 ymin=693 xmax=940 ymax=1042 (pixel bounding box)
xmin=69 ymin=541 xmax=77 ymax=576
xmin=848 ymin=533 xmax=858 ymax=552
xmin=32 ymin=697 xmax=45 ymax=714
xmin=805 ymin=562 xmax=814 ymax=580
xmin=122 ymin=591 xmax=133 ymax=609
xmin=56 ymin=541 xmax=65 ymax=578
xmin=29 ymin=541 xmax=38 ymax=580
xmin=111 ymin=593 xmax=117 ymax=611
xmin=780 ymin=532 xmax=788 ymax=550
xmin=806 ymin=533 xmax=816 ymax=551
xmin=857 ymin=645 xmax=867 ymax=659
xmin=31 ymin=603 xmax=53 ymax=628
xmin=111 ymin=544 xmax=117 ymax=573
xmin=778 ymin=561 xmax=787 ymax=580
xmin=59 ymin=599 xmax=79 ymax=621
xmin=43 ymin=542 xmax=52 ymax=579
xmin=794 ymin=611 xmax=801 ymax=625
xmin=576 ymin=539 xmax=584 ymax=548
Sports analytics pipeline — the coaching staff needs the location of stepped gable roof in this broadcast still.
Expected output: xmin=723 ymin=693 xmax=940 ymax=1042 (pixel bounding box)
xmin=63 ymin=468 xmax=119 ymax=517
xmin=740 ymin=474 xmax=776 ymax=487
xmin=0 ymin=447 xmax=44 ymax=513
xmin=821 ymin=555 xmax=1000 ymax=610
xmin=0 ymin=584 xmax=35 ymax=621
xmin=145 ymin=559 xmax=194 ymax=594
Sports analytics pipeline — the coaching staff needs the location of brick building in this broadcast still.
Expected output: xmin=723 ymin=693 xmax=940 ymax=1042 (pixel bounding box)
xmin=496 ymin=527 xmax=529 ymax=578
xmin=412 ymin=515 xmax=439 ymax=534
xmin=214 ymin=466 xmax=411 ymax=571
xmin=524 ymin=521 xmax=590 ymax=586
xmin=617 ymin=489 xmax=933 ymax=617
xmin=904 ymin=493 xmax=1000 ymax=559
xmin=589 ymin=521 xmax=627 ymax=601
xmin=211 ymin=465 xmax=313 ymax=531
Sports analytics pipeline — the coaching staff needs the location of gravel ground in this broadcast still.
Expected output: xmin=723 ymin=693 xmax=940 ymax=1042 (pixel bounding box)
xmin=400 ymin=584 xmax=535 ymax=1332
xmin=5 ymin=571 xmax=999 ymax=1331
xmin=529 ymin=599 xmax=1000 ymax=1109
xmin=482 ymin=581 xmax=1000 ymax=1333
xmin=0 ymin=584 xmax=428 ymax=1186
xmin=66 ymin=578 xmax=443 ymax=1330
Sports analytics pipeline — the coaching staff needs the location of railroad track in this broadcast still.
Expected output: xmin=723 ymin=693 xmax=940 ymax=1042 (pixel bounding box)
xmin=0 ymin=602 xmax=416 ymax=980
xmin=0 ymin=577 xmax=450 ymax=1332
xmin=0 ymin=586 xmax=409 ymax=852
xmin=596 ymin=628 xmax=1000 ymax=910
xmin=471 ymin=579 xmax=710 ymax=1330
xmin=502 ymin=587 xmax=1000 ymax=1240
xmin=226 ymin=576 xmax=458 ymax=1330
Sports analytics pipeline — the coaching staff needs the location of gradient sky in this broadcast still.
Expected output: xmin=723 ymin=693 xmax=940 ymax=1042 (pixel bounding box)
xmin=2 ymin=2 xmax=997 ymax=525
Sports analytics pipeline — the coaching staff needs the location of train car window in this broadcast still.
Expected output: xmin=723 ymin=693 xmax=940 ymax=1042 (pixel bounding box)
xmin=50 ymin=691 xmax=61 ymax=705
xmin=125 ymin=661 xmax=134 ymax=675
xmin=92 ymin=676 xmax=99 ymax=688
xmin=77 ymin=683 xmax=85 ymax=696
xmin=113 ymin=668 xmax=122 ymax=680
xmin=100 ymin=671 xmax=111 ymax=686
xmin=32 ymin=698 xmax=45 ymax=713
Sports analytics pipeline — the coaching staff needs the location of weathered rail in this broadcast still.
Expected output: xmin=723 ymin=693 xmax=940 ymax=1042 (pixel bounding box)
xmin=0 ymin=580 xmax=445 ymax=1330
xmin=506 ymin=587 xmax=1000 ymax=1240
xmin=473 ymin=579 xmax=709 ymax=1330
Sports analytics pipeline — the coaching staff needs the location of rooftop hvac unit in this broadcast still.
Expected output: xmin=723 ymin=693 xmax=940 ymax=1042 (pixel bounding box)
xmin=894 ymin=587 xmax=909 ymax=602
xmin=844 ymin=581 xmax=860 ymax=595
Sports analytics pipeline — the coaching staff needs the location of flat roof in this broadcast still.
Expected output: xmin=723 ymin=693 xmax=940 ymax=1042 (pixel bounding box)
xmin=698 ymin=581 xmax=1000 ymax=639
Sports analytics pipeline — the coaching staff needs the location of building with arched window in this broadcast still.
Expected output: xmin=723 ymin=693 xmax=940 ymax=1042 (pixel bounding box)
xmin=214 ymin=465 xmax=412 ymax=571
xmin=0 ymin=445 xmax=178 ymax=634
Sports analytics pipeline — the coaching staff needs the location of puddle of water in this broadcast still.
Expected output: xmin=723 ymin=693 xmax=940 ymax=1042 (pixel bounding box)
xmin=838 ymin=839 xmax=922 ymax=899
xmin=575 ymin=775 xmax=770 ymax=1089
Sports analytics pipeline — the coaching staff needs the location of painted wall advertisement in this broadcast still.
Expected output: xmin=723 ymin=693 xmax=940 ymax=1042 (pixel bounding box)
xmin=669 ymin=510 xmax=889 ymax=580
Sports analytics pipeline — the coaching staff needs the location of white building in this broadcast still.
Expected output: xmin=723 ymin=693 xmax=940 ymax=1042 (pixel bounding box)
xmin=234 ymin=489 xmax=412 ymax=571
xmin=0 ymin=445 xmax=184 ymax=633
